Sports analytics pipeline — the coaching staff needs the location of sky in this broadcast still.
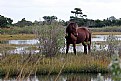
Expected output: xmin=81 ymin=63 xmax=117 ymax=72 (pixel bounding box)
xmin=0 ymin=0 xmax=121 ymax=23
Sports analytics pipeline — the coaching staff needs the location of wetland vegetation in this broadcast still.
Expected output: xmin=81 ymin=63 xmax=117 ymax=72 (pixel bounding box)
xmin=1 ymin=6 xmax=121 ymax=80
xmin=0 ymin=24 xmax=121 ymax=79
xmin=1 ymin=15 xmax=121 ymax=80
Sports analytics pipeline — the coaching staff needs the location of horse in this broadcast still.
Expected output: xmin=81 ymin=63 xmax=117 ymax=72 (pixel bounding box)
xmin=65 ymin=22 xmax=91 ymax=54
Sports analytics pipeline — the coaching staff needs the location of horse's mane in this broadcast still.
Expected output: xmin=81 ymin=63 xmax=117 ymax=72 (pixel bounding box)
xmin=66 ymin=22 xmax=78 ymax=30
xmin=67 ymin=22 xmax=78 ymax=28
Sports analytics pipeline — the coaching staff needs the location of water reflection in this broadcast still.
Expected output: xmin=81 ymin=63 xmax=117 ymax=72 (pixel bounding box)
xmin=8 ymin=39 xmax=39 ymax=45
xmin=92 ymin=35 xmax=121 ymax=41
xmin=0 ymin=74 xmax=112 ymax=81
xmin=8 ymin=47 xmax=39 ymax=54
xmin=0 ymin=35 xmax=118 ymax=44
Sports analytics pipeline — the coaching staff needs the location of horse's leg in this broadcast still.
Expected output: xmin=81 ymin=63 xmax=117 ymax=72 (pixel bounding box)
xmin=82 ymin=42 xmax=87 ymax=54
xmin=84 ymin=45 xmax=87 ymax=54
xmin=73 ymin=42 xmax=76 ymax=55
xmin=88 ymin=33 xmax=91 ymax=54
xmin=66 ymin=43 xmax=70 ymax=54
xmin=88 ymin=42 xmax=91 ymax=53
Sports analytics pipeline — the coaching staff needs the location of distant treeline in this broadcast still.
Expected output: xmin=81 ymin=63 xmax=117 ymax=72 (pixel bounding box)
xmin=1 ymin=14 xmax=121 ymax=28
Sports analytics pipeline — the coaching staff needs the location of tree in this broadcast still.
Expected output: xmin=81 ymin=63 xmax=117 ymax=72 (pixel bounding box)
xmin=33 ymin=20 xmax=43 ymax=25
xmin=94 ymin=19 xmax=105 ymax=27
xmin=116 ymin=18 xmax=121 ymax=26
xmin=70 ymin=8 xmax=87 ymax=26
xmin=0 ymin=15 xmax=13 ymax=28
xmin=108 ymin=16 xmax=116 ymax=21
xmin=43 ymin=16 xmax=57 ymax=24
xmin=71 ymin=8 xmax=83 ymax=17
xmin=14 ymin=18 xmax=33 ymax=27
xmin=70 ymin=8 xmax=87 ymax=21
xmin=7 ymin=18 xmax=13 ymax=25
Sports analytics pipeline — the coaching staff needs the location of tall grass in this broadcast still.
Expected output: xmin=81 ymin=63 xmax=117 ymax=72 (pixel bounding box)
xmin=0 ymin=53 xmax=110 ymax=78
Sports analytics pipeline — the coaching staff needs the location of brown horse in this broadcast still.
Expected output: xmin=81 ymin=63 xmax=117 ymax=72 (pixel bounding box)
xmin=65 ymin=22 xmax=91 ymax=54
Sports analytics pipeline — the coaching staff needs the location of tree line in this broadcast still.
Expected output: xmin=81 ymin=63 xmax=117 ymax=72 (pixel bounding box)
xmin=69 ymin=8 xmax=121 ymax=27
xmin=1 ymin=8 xmax=121 ymax=28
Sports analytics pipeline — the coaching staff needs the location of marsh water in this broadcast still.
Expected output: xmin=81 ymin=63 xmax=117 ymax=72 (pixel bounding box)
xmin=0 ymin=73 xmax=112 ymax=81
xmin=1 ymin=35 xmax=121 ymax=54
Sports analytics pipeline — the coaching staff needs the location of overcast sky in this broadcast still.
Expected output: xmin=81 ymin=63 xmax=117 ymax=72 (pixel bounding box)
xmin=0 ymin=0 xmax=121 ymax=23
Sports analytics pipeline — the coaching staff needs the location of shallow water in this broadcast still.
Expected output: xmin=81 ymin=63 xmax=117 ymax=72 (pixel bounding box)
xmin=8 ymin=39 xmax=39 ymax=45
xmin=1 ymin=35 xmax=119 ymax=44
xmin=0 ymin=73 xmax=112 ymax=81
xmin=1 ymin=35 xmax=121 ymax=54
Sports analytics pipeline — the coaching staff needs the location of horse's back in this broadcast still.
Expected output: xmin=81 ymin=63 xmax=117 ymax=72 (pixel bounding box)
xmin=77 ymin=27 xmax=90 ymax=32
xmin=76 ymin=27 xmax=91 ymax=43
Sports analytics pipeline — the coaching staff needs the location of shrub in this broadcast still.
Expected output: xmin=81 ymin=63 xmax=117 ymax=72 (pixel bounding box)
xmin=35 ymin=23 xmax=65 ymax=57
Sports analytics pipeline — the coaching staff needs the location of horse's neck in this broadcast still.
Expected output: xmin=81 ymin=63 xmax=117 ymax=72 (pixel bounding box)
xmin=71 ymin=33 xmax=77 ymax=41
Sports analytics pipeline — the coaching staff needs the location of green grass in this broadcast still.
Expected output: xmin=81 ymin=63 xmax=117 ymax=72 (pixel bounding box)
xmin=0 ymin=53 xmax=110 ymax=77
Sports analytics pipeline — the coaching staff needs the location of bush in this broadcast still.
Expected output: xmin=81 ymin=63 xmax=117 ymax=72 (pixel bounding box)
xmin=35 ymin=23 xmax=65 ymax=57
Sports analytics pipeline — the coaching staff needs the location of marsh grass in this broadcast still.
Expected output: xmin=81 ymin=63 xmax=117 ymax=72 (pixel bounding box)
xmin=92 ymin=32 xmax=121 ymax=35
xmin=0 ymin=44 xmax=16 ymax=51
xmin=0 ymin=53 xmax=110 ymax=78
xmin=0 ymin=26 xmax=35 ymax=34
xmin=1 ymin=25 xmax=121 ymax=80
xmin=90 ymin=26 xmax=121 ymax=32
xmin=0 ymin=34 xmax=36 ymax=41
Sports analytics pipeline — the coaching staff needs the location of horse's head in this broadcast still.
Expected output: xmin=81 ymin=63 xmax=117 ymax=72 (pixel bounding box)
xmin=66 ymin=22 xmax=78 ymax=37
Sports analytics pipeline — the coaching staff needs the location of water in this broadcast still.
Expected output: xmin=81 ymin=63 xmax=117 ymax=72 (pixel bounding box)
xmin=1 ymin=35 xmax=121 ymax=54
xmin=8 ymin=39 xmax=39 ymax=45
xmin=92 ymin=35 xmax=121 ymax=41
xmin=0 ymin=74 xmax=112 ymax=81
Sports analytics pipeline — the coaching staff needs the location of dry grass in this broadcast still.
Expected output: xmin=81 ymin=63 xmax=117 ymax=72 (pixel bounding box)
xmin=0 ymin=34 xmax=36 ymax=41
xmin=0 ymin=53 xmax=110 ymax=78
xmin=1 ymin=32 xmax=121 ymax=41
xmin=92 ymin=32 xmax=121 ymax=35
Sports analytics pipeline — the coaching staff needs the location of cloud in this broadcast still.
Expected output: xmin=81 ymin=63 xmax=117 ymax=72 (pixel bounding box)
xmin=81 ymin=0 xmax=121 ymax=3
xmin=0 ymin=0 xmax=121 ymax=22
